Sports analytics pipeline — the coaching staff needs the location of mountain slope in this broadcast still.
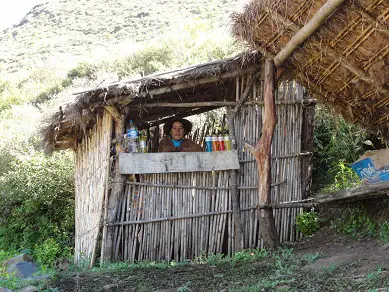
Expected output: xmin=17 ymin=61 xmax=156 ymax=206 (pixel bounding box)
xmin=0 ymin=0 xmax=245 ymax=76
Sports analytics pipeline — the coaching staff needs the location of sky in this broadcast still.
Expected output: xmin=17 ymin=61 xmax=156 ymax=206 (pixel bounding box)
xmin=0 ymin=0 xmax=46 ymax=30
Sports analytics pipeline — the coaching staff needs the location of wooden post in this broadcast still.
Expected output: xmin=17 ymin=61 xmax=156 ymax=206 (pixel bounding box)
xmin=101 ymin=105 xmax=126 ymax=263
xmin=226 ymin=108 xmax=244 ymax=251
xmin=245 ymin=59 xmax=279 ymax=249
xmin=301 ymin=88 xmax=315 ymax=200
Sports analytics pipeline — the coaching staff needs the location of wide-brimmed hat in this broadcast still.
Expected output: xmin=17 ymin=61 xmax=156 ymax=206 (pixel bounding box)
xmin=163 ymin=118 xmax=193 ymax=137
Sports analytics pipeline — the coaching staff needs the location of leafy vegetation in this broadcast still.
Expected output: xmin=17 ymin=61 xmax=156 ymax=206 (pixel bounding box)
xmin=329 ymin=205 xmax=389 ymax=243
xmin=296 ymin=211 xmax=320 ymax=236
xmin=48 ymin=246 xmax=389 ymax=291
xmin=0 ymin=151 xmax=74 ymax=263
xmin=312 ymin=105 xmax=371 ymax=192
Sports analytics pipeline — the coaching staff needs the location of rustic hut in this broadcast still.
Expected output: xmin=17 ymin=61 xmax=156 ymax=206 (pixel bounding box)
xmin=231 ymin=0 xmax=389 ymax=140
xmin=42 ymin=52 xmax=316 ymax=266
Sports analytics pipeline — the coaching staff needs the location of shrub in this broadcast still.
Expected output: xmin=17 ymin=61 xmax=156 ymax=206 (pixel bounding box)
xmin=313 ymin=106 xmax=369 ymax=192
xmin=0 ymin=151 xmax=75 ymax=258
xmin=296 ymin=211 xmax=320 ymax=236
xmin=34 ymin=237 xmax=72 ymax=267
xmin=67 ymin=62 xmax=98 ymax=80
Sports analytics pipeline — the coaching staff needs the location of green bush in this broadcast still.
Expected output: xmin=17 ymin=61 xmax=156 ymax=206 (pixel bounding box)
xmin=0 ymin=151 xmax=75 ymax=258
xmin=313 ymin=106 xmax=368 ymax=192
xmin=67 ymin=62 xmax=98 ymax=80
xmin=296 ymin=211 xmax=320 ymax=236
xmin=321 ymin=161 xmax=361 ymax=192
xmin=34 ymin=237 xmax=72 ymax=267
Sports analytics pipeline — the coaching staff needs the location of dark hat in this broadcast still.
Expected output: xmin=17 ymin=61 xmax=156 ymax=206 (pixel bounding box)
xmin=163 ymin=118 xmax=193 ymax=136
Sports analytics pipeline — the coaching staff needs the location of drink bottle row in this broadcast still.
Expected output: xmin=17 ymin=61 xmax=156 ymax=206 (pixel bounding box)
xmin=123 ymin=119 xmax=148 ymax=153
xmin=205 ymin=133 xmax=232 ymax=152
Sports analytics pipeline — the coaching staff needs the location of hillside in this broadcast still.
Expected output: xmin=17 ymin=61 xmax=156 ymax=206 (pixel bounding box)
xmin=0 ymin=0 xmax=245 ymax=77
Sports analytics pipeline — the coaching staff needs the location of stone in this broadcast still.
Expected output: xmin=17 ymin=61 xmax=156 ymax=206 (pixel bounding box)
xmin=3 ymin=254 xmax=33 ymax=268
xmin=0 ymin=288 xmax=14 ymax=292
xmin=7 ymin=262 xmax=37 ymax=279
xmin=20 ymin=286 xmax=38 ymax=292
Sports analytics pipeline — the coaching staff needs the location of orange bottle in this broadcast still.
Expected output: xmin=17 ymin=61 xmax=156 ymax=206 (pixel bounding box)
xmin=212 ymin=134 xmax=219 ymax=151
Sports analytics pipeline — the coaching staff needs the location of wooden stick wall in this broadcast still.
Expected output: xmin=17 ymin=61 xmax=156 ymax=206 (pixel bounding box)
xmin=74 ymin=110 xmax=112 ymax=263
xmin=234 ymin=76 xmax=305 ymax=248
xmin=112 ymin=171 xmax=232 ymax=262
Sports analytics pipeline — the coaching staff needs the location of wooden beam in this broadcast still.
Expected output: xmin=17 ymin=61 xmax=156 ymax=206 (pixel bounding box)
xmin=233 ymin=71 xmax=261 ymax=115
xmin=316 ymin=181 xmax=389 ymax=204
xmin=101 ymin=106 xmax=125 ymax=264
xmin=245 ymin=58 xmax=279 ymax=249
xmin=300 ymin=88 xmax=315 ymax=200
xmin=118 ymin=151 xmax=240 ymax=174
xmin=273 ymin=0 xmax=346 ymax=67
xmin=226 ymin=107 xmax=244 ymax=251
xmin=140 ymin=68 xmax=255 ymax=97
xmin=142 ymin=99 xmax=317 ymax=108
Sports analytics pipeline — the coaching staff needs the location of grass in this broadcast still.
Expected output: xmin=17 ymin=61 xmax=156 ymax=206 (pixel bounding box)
xmin=47 ymin=246 xmax=389 ymax=291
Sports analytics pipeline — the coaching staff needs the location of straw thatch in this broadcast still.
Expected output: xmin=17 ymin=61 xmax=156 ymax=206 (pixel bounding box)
xmin=232 ymin=0 xmax=389 ymax=139
xmin=41 ymin=52 xmax=262 ymax=151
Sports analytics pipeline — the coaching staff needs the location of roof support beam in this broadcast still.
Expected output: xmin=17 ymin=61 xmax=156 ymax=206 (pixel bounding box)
xmin=142 ymin=99 xmax=317 ymax=108
xmin=140 ymin=67 xmax=257 ymax=97
xmin=273 ymin=0 xmax=346 ymax=67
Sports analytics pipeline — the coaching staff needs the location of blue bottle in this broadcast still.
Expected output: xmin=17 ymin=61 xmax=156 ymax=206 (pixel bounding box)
xmin=205 ymin=135 xmax=212 ymax=152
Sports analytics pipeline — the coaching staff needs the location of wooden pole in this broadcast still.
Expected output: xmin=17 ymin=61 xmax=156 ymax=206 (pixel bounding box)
xmin=101 ymin=105 xmax=126 ymax=264
xmin=245 ymin=59 xmax=279 ymax=249
xmin=300 ymin=88 xmax=315 ymax=200
xmin=273 ymin=0 xmax=346 ymax=67
xmin=226 ymin=107 xmax=244 ymax=251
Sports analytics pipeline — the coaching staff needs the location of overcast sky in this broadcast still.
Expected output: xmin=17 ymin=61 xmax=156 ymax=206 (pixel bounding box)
xmin=0 ymin=0 xmax=46 ymax=30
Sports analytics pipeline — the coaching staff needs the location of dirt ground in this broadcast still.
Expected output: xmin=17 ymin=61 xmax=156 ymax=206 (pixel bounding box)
xmin=48 ymin=229 xmax=389 ymax=291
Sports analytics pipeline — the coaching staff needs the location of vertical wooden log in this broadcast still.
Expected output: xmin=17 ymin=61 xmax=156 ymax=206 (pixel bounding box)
xmin=101 ymin=105 xmax=126 ymax=263
xmin=226 ymin=108 xmax=244 ymax=251
xmin=301 ymin=88 xmax=315 ymax=200
xmin=245 ymin=59 xmax=279 ymax=249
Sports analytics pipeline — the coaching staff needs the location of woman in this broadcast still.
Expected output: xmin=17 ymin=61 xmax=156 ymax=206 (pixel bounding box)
xmin=158 ymin=118 xmax=203 ymax=152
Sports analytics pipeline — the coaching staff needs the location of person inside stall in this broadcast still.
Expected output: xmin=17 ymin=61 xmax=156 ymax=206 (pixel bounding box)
xmin=158 ymin=118 xmax=203 ymax=152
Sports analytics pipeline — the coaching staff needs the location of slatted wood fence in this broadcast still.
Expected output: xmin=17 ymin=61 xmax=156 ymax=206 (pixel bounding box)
xmin=74 ymin=110 xmax=113 ymax=263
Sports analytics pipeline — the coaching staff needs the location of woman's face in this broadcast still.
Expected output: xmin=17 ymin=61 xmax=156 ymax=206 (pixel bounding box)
xmin=171 ymin=121 xmax=185 ymax=140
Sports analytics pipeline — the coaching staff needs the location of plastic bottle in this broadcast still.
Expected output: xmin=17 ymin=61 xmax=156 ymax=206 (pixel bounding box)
xmin=224 ymin=132 xmax=232 ymax=150
xmin=139 ymin=130 xmax=148 ymax=153
xmin=211 ymin=134 xmax=219 ymax=151
xmin=218 ymin=134 xmax=225 ymax=151
xmin=205 ymin=135 xmax=213 ymax=152
xmin=126 ymin=119 xmax=139 ymax=153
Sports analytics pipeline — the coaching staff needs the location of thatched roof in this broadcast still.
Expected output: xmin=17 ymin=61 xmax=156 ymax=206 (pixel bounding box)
xmin=42 ymin=52 xmax=262 ymax=151
xmin=232 ymin=0 xmax=389 ymax=139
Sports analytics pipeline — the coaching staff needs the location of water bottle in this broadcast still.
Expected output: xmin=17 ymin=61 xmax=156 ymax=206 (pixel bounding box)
xmin=205 ymin=135 xmax=212 ymax=152
xmin=224 ymin=132 xmax=232 ymax=150
xmin=127 ymin=119 xmax=139 ymax=153
xmin=139 ymin=130 xmax=148 ymax=153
